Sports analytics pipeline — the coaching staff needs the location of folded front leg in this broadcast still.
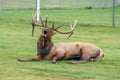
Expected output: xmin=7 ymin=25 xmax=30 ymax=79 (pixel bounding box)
xmin=52 ymin=54 xmax=64 ymax=64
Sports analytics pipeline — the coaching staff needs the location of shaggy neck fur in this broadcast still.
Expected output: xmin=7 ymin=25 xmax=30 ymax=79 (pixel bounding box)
xmin=39 ymin=35 xmax=54 ymax=58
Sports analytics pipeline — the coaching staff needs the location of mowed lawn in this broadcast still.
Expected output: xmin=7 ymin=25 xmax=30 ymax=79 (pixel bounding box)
xmin=0 ymin=8 xmax=120 ymax=80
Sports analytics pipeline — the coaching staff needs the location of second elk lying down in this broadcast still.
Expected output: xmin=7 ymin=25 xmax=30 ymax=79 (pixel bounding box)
xmin=18 ymin=13 xmax=105 ymax=64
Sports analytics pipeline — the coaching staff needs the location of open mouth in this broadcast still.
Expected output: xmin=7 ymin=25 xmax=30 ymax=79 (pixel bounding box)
xmin=44 ymin=31 xmax=47 ymax=34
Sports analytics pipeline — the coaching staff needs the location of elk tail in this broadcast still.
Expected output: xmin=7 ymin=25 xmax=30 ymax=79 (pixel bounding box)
xmin=94 ymin=49 xmax=105 ymax=61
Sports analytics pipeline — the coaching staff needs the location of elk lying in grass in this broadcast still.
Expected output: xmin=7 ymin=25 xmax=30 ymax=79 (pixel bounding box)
xmin=18 ymin=13 xmax=105 ymax=64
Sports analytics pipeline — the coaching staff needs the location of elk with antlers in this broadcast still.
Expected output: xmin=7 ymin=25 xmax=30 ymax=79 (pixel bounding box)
xmin=18 ymin=13 xmax=105 ymax=64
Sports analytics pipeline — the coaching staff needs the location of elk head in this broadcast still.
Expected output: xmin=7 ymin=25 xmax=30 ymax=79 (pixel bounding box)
xmin=31 ymin=13 xmax=77 ymax=39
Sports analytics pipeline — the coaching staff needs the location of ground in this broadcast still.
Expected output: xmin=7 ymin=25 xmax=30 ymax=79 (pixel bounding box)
xmin=0 ymin=8 xmax=120 ymax=80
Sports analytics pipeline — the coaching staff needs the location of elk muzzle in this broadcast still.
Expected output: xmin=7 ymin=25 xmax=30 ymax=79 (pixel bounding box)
xmin=42 ymin=28 xmax=49 ymax=38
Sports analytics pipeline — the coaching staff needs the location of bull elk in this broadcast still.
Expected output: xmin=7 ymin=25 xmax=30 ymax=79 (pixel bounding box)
xmin=18 ymin=13 xmax=105 ymax=64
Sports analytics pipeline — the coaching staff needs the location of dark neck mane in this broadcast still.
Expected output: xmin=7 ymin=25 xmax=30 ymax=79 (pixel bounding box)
xmin=39 ymin=36 xmax=54 ymax=58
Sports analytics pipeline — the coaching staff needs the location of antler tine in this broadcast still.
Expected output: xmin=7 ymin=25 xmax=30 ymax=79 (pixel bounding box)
xmin=71 ymin=19 xmax=77 ymax=30
xmin=31 ymin=12 xmax=41 ymax=27
xmin=32 ymin=21 xmax=35 ymax=36
xmin=45 ymin=16 xmax=48 ymax=27
xmin=67 ymin=19 xmax=77 ymax=38
xmin=40 ymin=16 xmax=44 ymax=27
xmin=52 ymin=18 xmax=56 ymax=29
xmin=31 ymin=12 xmax=40 ymax=36
xmin=53 ymin=19 xmax=77 ymax=38
xmin=31 ymin=12 xmax=45 ymax=36
xmin=69 ymin=19 xmax=77 ymax=32
xmin=54 ymin=22 xmax=65 ymax=30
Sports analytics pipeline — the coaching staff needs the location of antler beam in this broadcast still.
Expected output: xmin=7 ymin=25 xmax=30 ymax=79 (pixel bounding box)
xmin=31 ymin=12 xmax=46 ymax=36
xmin=53 ymin=19 xmax=77 ymax=38
xmin=31 ymin=12 xmax=77 ymax=38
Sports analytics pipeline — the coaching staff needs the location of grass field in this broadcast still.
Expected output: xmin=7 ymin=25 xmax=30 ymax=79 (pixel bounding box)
xmin=0 ymin=8 xmax=120 ymax=80
xmin=2 ymin=0 xmax=120 ymax=9
xmin=41 ymin=0 xmax=116 ymax=8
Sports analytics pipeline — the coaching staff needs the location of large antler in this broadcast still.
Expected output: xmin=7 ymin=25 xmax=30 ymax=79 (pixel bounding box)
xmin=31 ymin=12 xmax=77 ymax=38
xmin=52 ymin=19 xmax=77 ymax=38
xmin=31 ymin=13 xmax=48 ymax=36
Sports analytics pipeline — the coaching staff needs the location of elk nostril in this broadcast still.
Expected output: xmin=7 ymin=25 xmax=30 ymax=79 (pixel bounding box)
xmin=44 ymin=31 xmax=47 ymax=34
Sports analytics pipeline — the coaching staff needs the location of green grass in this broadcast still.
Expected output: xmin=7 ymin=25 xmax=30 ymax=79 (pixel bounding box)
xmin=0 ymin=8 xmax=120 ymax=80
xmin=2 ymin=0 xmax=120 ymax=9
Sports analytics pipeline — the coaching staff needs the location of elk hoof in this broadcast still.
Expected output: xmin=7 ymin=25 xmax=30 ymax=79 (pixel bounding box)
xmin=66 ymin=61 xmax=76 ymax=64
xmin=18 ymin=59 xmax=25 ymax=62
xmin=66 ymin=62 xmax=74 ymax=64
xmin=52 ymin=61 xmax=56 ymax=64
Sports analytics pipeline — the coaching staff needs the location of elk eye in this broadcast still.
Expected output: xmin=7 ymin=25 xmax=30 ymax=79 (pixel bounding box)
xmin=44 ymin=31 xmax=47 ymax=34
